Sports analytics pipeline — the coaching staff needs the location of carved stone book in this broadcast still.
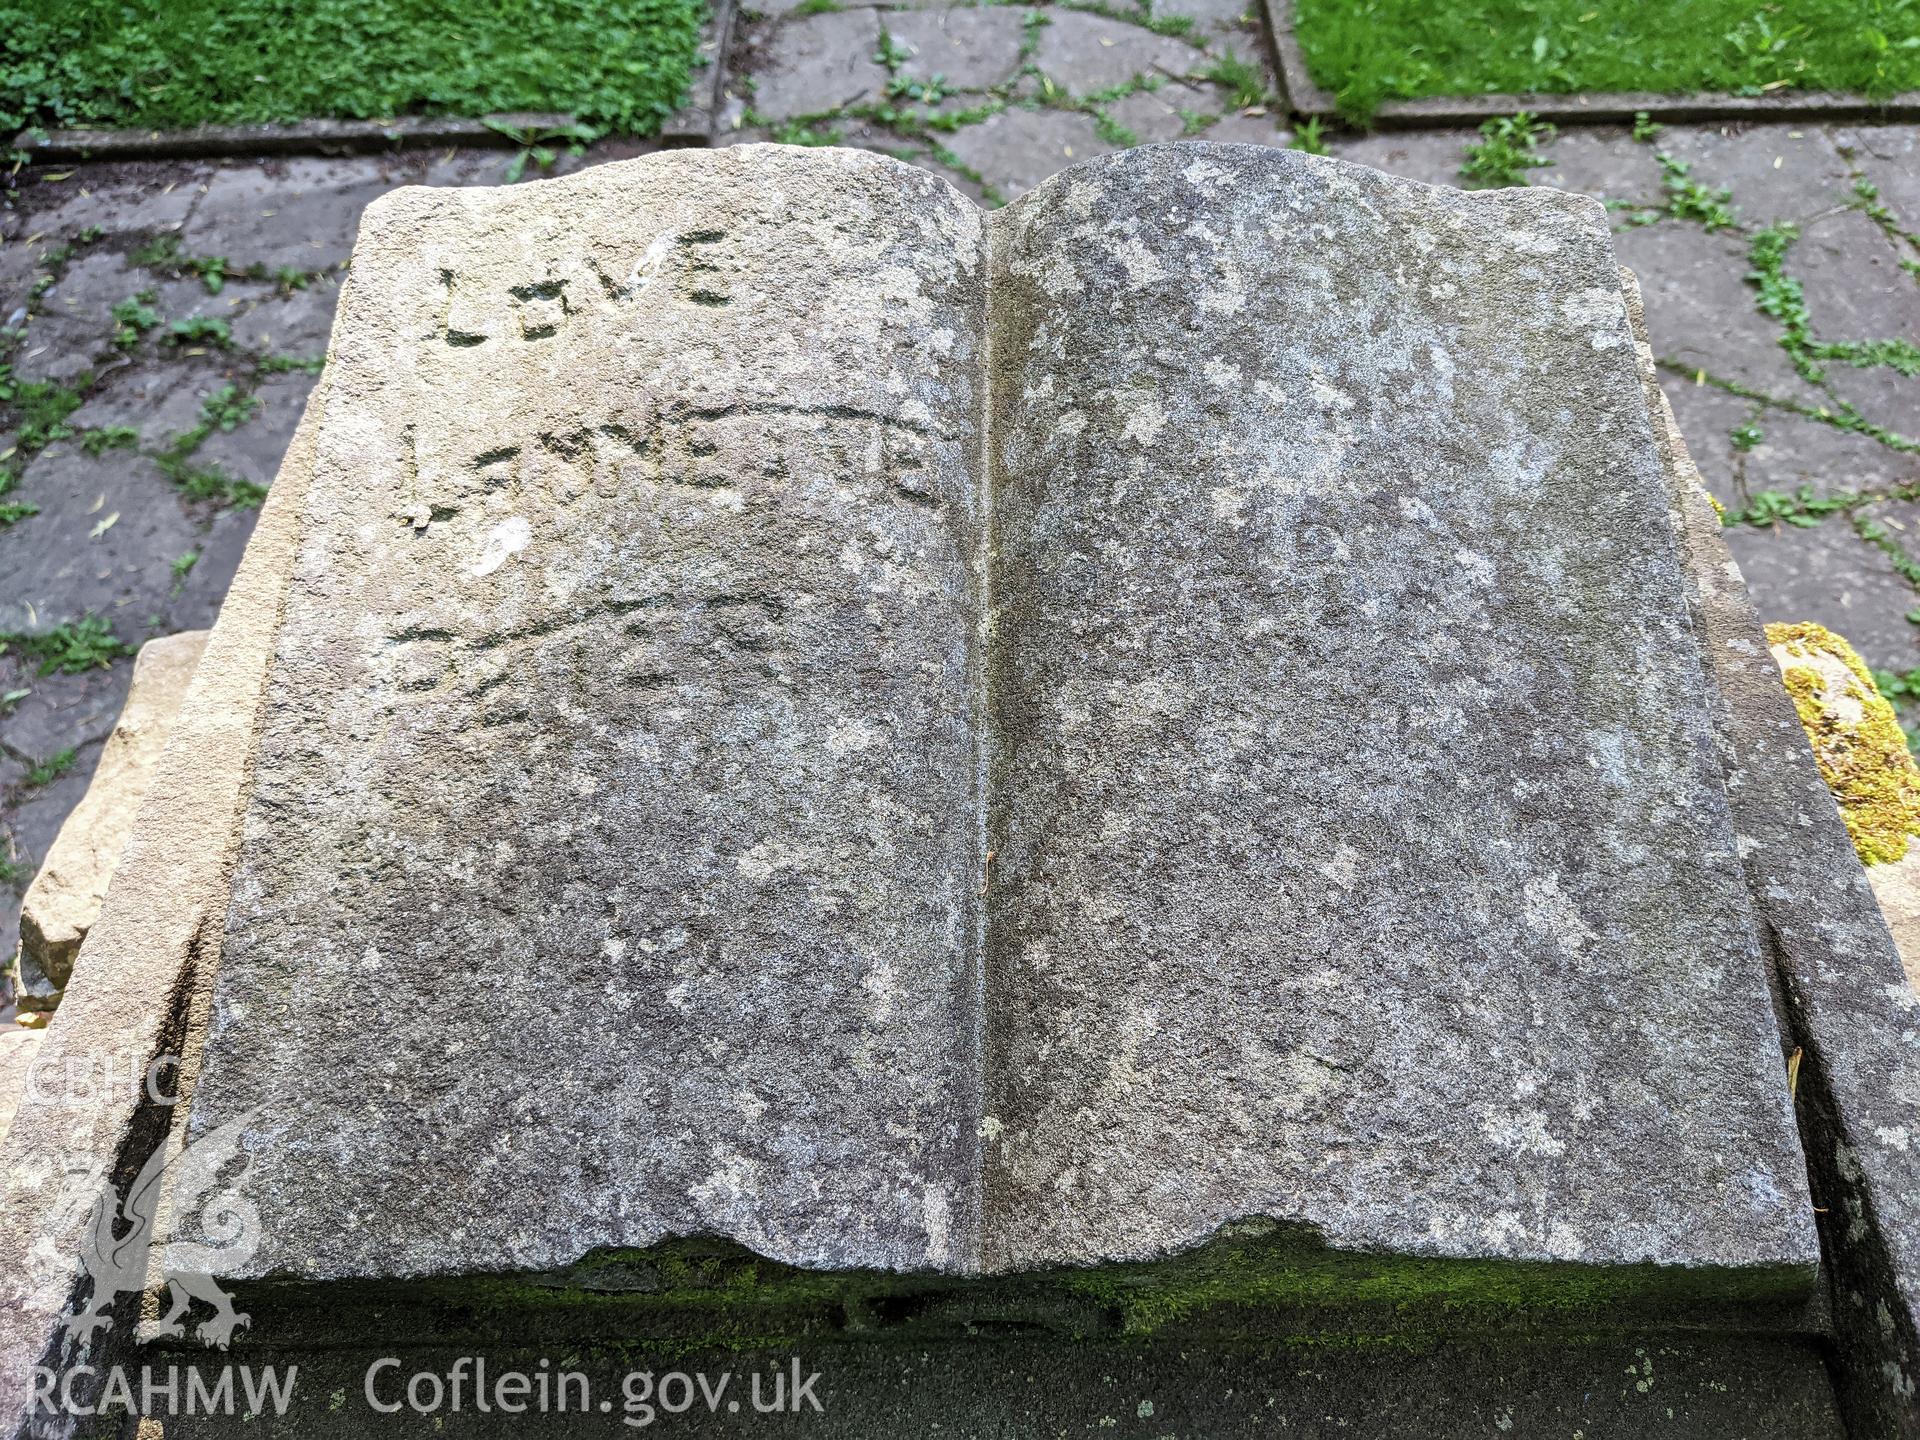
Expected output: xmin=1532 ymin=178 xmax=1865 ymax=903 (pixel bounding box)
xmin=180 ymin=144 xmax=1812 ymax=1295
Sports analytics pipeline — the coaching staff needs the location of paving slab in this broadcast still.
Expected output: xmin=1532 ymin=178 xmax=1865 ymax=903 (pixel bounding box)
xmin=1739 ymin=408 xmax=1920 ymax=501
xmin=1191 ymin=109 xmax=1291 ymax=147
xmin=0 ymin=663 xmax=136 ymax=774
xmin=1029 ymin=10 xmax=1202 ymax=95
xmin=1612 ymin=219 xmax=1827 ymax=405
xmin=1327 ymin=130 xmax=1464 ymax=188
xmin=19 ymin=172 xmax=204 ymax=238
xmin=1724 ymin=515 xmax=1920 ymax=674
xmin=1835 ymin=123 xmax=1920 ymax=235
xmin=941 ymin=106 xmax=1119 ymax=199
xmin=179 ymin=158 xmax=392 ymax=272
xmin=885 ymin=8 xmax=1029 ymax=91
xmin=62 ymin=355 xmax=248 ymax=446
xmin=1651 ymin=122 xmax=1857 ymax=228
xmin=0 ymin=444 xmax=201 ymax=634
xmin=742 ymin=11 xmax=889 ymax=120
xmin=1535 ymin=126 xmax=1666 ymax=203
xmin=193 ymin=369 xmax=318 ymax=492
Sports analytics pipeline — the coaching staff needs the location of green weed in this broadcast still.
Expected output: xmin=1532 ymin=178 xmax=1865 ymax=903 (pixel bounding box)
xmin=24 ymin=747 xmax=76 ymax=787
xmin=1459 ymin=112 xmax=1554 ymax=189
xmin=1203 ymin=50 xmax=1268 ymax=109
xmin=0 ymin=615 xmax=135 ymax=675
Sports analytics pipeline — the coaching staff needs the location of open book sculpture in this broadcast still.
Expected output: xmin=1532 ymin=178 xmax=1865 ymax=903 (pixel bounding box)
xmin=6 ymin=145 xmax=1920 ymax=1435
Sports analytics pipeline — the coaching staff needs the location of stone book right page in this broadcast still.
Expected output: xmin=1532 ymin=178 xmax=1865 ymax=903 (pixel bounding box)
xmin=977 ymin=145 xmax=1817 ymax=1283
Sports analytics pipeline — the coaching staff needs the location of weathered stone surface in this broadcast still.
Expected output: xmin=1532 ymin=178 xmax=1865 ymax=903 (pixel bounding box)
xmin=0 ymin=1030 xmax=43 ymax=1149
xmin=981 ymin=145 xmax=1810 ymax=1275
xmin=0 ymin=372 xmax=328 ymax=1429
xmin=172 ymin=146 xmax=1814 ymax=1296
xmin=1626 ymin=271 xmax=1920 ymax=1436
xmin=189 ymin=146 xmax=988 ymax=1281
xmin=16 ymin=630 xmax=208 ymax=1010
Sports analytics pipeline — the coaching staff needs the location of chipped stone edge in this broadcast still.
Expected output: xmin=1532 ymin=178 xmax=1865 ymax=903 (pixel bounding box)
xmin=1624 ymin=266 xmax=1920 ymax=1437
xmin=1262 ymin=0 xmax=1920 ymax=128
xmin=0 ymin=382 xmax=326 ymax=1438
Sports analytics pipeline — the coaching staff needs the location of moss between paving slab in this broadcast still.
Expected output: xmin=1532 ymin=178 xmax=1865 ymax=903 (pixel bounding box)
xmin=1295 ymin=0 xmax=1920 ymax=124
xmin=0 ymin=0 xmax=705 ymax=143
xmin=215 ymin=1228 xmax=1817 ymax=1357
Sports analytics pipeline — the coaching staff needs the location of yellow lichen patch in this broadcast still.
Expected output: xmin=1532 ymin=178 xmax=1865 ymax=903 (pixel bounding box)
xmin=1767 ymin=621 xmax=1920 ymax=866
xmin=1707 ymin=491 xmax=1727 ymax=521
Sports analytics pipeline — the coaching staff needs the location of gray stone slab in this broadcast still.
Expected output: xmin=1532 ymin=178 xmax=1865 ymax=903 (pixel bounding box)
xmin=1328 ymin=130 xmax=1464 ymax=189
xmin=20 ymin=172 xmax=205 ymax=240
xmin=1029 ymin=10 xmax=1202 ymax=96
xmin=885 ymin=9 xmax=1028 ymax=91
xmin=941 ymin=107 xmax=1118 ymax=200
xmin=982 ymin=144 xmax=1812 ymax=1276
xmin=1632 ymin=280 xmax=1920 ymax=1436
xmin=1836 ymin=123 xmax=1920 ymax=238
xmin=17 ymin=630 xmax=207 ymax=1009
xmin=743 ymin=12 xmax=888 ymax=120
xmin=0 ymin=445 xmax=199 ymax=635
xmin=0 ymin=661 xmax=135 ymax=774
xmin=179 ymin=158 xmax=394 ymax=273
xmin=1536 ymin=126 xmax=1665 ymax=204
xmin=1613 ymin=220 xmax=1826 ymax=405
xmin=194 ymin=369 xmax=317 ymax=493
xmin=1739 ymin=408 xmax=1920 ymax=501
xmin=1105 ymin=82 xmax=1212 ymax=144
xmin=1789 ymin=208 xmax=1920 ymax=426
xmin=225 ymin=275 xmax=342 ymax=359
xmin=1723 ymin=512 xmax=1920 ymax=673
xmin=64 ymin=356 xmax=242 ymax=447
xmin=1187 ymin=107 xmax=1291 ymax=148
xmin=1652 ymin=122 xmax=1857 ymax=227
xmin=188 ymin=146 xmax=989 ymax=1282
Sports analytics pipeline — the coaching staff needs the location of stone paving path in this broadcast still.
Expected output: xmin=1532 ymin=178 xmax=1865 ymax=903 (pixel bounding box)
xmin=1 ymin=3 xmax=1918 ymax=986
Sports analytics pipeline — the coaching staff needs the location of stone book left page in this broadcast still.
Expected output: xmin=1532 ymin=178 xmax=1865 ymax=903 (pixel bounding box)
xmin=184 ymin=148 xmax=993 ymax=1278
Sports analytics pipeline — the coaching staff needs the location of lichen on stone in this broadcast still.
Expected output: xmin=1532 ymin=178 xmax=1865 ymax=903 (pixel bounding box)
xmin=1766 ymin=621 xmax=1920 ymax=866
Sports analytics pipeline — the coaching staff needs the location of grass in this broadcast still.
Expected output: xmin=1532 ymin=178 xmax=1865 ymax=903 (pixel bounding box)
xmin=1295 ymin=0 xmax=1920 ymax=122
xmin=0 ymin=0 xmax=705 ymax=139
